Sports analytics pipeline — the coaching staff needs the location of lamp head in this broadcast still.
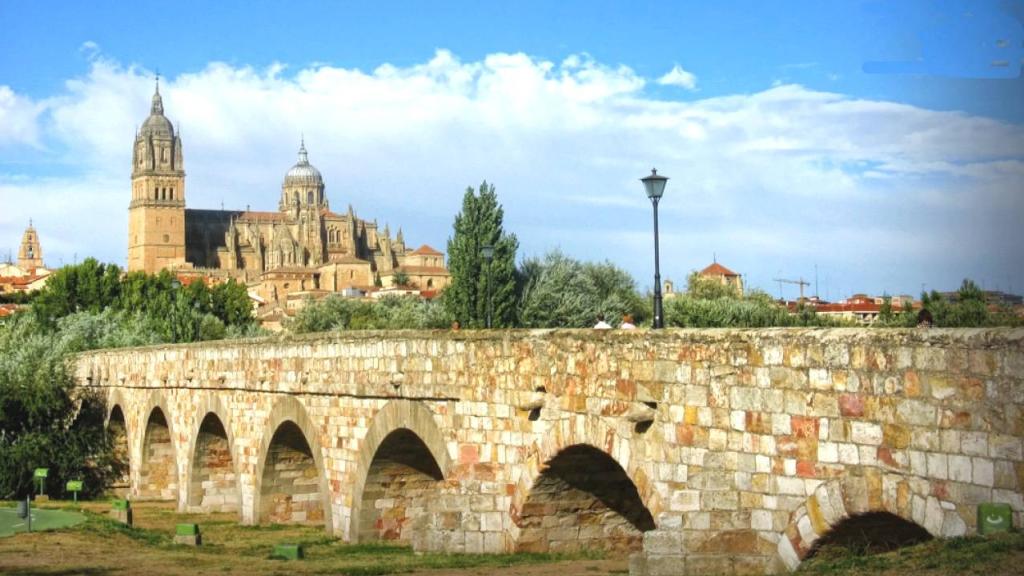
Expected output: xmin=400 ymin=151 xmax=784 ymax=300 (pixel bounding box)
xmin=641 ymin=168 xmax=669 ymax=200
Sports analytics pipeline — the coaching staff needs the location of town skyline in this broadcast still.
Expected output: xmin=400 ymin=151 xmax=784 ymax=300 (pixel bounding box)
xmin=1 ymin=1 xmax=1022 ymax=299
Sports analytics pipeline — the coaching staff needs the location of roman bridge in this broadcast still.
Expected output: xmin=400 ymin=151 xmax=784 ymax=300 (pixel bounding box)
xmin=75 ymin=328 xmax=1024 ymax=575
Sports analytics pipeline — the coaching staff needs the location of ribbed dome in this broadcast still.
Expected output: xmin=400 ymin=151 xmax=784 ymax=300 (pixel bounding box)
xmin=284 ymin=140 xmax=323 ymax=186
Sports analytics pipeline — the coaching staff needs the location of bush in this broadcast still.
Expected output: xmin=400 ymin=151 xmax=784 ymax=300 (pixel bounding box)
xmin=289 ymin=295 xmax=452 ymax=333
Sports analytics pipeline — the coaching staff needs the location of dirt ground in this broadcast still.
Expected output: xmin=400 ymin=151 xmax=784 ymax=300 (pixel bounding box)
xmin=0 ymin=501 xmax=630 ymax=576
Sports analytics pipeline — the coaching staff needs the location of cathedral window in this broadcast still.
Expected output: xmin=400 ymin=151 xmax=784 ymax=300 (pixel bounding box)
xmin=308 ymin=191 xmax=314 ymax=204
xmin=427 ymin=279 xmax=434 ymax=288
xmin=163 ymin=234 xmax=170 ymax=243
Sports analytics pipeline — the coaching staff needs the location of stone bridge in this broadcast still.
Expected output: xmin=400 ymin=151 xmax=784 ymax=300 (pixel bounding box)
xmin=75 ymin=328 xmax=1024 ymax=575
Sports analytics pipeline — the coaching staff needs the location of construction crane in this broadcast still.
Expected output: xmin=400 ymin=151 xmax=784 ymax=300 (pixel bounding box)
xmin=773 ymin=277 xmax=811 ymax=301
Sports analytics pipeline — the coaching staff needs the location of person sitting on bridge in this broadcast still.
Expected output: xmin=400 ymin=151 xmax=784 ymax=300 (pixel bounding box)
xmin=593 ymin=314 xmax=612 ymax=330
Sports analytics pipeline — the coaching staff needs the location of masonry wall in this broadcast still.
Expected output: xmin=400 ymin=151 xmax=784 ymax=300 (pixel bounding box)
xmin=76 ymin=328 xmax=1024 ymax=575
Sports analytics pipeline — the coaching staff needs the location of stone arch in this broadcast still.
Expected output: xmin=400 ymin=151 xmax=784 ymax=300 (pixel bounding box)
xmin=349 ymin=399 xmax=452 ymax=544
xmin=104 ymin=389 xmax=131 ymax=497
xmin=511 ymin=414 xmax=657 ymax=555
xmin=515 ymin=443 xmax=655 ymax=554
xmin=776 ymin=477 xmax=951 ymax=571
xmin=184 ymin=395 xmax=241 ymax=514
xmin=137 ymin=391 xmax=180 ymax=501
xmin=253 ymin=395 xmax=332 ymax=531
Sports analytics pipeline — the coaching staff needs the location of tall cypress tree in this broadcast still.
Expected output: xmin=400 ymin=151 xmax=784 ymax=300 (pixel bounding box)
xmin=445 ymin=181 xmax=518 ymax=328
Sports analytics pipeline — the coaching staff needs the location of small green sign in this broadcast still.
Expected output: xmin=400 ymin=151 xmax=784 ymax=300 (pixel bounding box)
xmin=33 ymin=468 xmax=49 ymax=479
xmin=66 ymin=480 xmax=83 ymax=492
xmin=978 ymin=502 xmax=1013 ymax=534
xmin=272 ymin=544 xmax=304 ymax=560
xmin=112 ymin=499 xmax=131 ymax=511
xmin=176 ymin=523 xmax=200 ymax=536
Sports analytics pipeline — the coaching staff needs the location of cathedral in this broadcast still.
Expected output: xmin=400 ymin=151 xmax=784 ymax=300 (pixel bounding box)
xmin=127 ymin=81 xmax=449 ymax=305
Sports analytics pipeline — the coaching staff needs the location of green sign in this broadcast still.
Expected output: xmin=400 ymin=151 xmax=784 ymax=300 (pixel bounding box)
xmin=176 ymin=523 xmax=200 ymax=536
xmin=33 ymin=468 xmax=49 ymax=479
xmin=112 ymin=499 xmax=131 ymax=511
xmin=66 ymin=480 xmax=83 ymax=492
xmin=272 ymin=544 xmax=304 ymax=560
xmin=978 ymin=502 xmax=1013 ymax=534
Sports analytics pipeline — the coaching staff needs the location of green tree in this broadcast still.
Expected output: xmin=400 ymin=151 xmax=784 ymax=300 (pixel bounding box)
xmin=686 ymin=271 xmax=740 ymax=300
xmin=517 ymin=251 xmax=646 ymax=328
xmin=0 ymin=313 xmax=130 ymax=499
xmin=33 ymin=258 xmax=122 ymax=324
xmin=444 ymin=182 xmax=518 ymax=328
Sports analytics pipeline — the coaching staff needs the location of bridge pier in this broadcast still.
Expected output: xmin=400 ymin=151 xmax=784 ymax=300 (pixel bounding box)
xmin=79 ymin=328 xmax=1024 ymax=574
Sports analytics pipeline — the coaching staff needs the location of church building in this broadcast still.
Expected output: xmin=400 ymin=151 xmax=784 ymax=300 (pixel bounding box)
xmin=127 ymin=81 xmax=449 ymax=304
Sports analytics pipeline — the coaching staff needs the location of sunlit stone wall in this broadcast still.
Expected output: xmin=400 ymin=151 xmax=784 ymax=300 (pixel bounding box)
xmin=77 ymin=328 xmax=1024 ymax=575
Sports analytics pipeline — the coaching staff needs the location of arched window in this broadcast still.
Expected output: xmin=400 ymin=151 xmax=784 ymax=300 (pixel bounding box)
xmin=427 ymin=279 xmax=433 ymax=288
xmin=293 ymin=192 xmax=299 ymax=205
xmin=307 ymin=191 xmax=314 ymax=204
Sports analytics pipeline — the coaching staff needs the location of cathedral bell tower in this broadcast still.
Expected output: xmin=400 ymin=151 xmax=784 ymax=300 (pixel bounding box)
xmin=128 ymin=78 xmax=186 ymax=273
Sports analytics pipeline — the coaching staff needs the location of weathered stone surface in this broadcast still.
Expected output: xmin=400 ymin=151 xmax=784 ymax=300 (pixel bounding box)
xmin=75 ymin=328 xmax=1024 ymax=576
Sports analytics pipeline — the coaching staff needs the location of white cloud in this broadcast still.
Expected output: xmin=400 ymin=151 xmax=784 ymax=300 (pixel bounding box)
xmin=657 ymin=64 xmax=698 ymax=90
xmin=0 ymin=86 xmax=46 ymax=148
xmin=1 ymin=50 xmax=1022 ymax=295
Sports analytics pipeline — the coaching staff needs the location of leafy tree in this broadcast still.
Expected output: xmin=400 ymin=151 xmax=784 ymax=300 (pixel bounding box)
xmin=392 ymin=271 xmax=411 ymax=287
xmin=686 ymin=271 xmax=740 ymax=300
xmin=289 ymin=295 xmax=451 ymax=333
xmin=33 ymin=258 xmax=122 ymax=324
xmin=517 ymin=251 xmax=646 ymax=328
xmin=444 ymin=182 xmax=519 ymax=328
xmin=0 ymin=312 xmax=133 ymax=499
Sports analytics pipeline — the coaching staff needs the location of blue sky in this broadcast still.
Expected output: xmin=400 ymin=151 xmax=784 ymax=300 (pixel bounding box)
xmin=1 ymin=0 xmax=1022 ymax=299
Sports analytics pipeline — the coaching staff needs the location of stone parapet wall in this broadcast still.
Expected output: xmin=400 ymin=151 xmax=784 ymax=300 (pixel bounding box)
xmin=76 ymin=328 xmax=1024 ymax=575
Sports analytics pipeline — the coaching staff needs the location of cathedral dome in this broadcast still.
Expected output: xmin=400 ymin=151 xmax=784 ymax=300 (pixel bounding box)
xmin=284 ymin=140 xmax=323 ymax=187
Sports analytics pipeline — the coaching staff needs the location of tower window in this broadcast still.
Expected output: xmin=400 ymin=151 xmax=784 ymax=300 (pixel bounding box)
xmin=163 ymin=234 xmax=170 ymax=243
xmin=308 ymin=191 xmax=314 ymax=204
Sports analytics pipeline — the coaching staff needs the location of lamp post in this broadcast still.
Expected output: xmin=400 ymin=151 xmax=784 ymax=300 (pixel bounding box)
xmin=481 ymin=245 xmax=494 ymax=329
xmin=641 ymin=168 xmax=669 ymax=329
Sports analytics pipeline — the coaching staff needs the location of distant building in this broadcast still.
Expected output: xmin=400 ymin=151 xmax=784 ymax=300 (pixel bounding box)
xmin=0 ymin=221 xmax=52 ymax=295
xmin=801 ymin=294 xmax=917 ymax=325
xmin=126 ymin=80 xmax=450 ymax=316
xmin=699 ymin=262 xmax=744 ymax=297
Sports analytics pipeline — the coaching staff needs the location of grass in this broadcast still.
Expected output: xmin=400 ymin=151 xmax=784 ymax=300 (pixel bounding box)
xmin=798 ymin=531 xmax=1024 ymax=576
xmin=0 ymin=501 xmax=620 ymax=576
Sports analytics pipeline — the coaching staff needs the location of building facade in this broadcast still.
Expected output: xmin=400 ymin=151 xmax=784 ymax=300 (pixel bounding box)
xmin=1 ymin=221 xmax=52 ymax=295
xmin=127 ymin=82 xmax=449 ymax=304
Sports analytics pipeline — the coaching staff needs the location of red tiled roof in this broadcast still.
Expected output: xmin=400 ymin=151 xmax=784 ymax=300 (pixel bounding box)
xmin=411 ymin=244 xmax=443 ymax=256
xmin=0 ymin=273 xmax=49 ymax=287
xmin=700 ymin=262 xmax=739 ymax=277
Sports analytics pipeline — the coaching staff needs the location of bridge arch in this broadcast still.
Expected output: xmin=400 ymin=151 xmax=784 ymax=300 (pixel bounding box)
xmin=253 ymin=395 xmax=332 ymax=531
xmin=136 ymin=390 xmax=180 ymax=501
xmin=776 ymin=476 xmax=949 ymax=571
xmin=104 ymin=389 xmax=131 ymax=496
xmin=349 ymin=399 xmax=452 ymax=544
xmin=512 ymin=414 xmax=657 ymax=554
xmin=184 ymin=395 xmax=241 ymax=514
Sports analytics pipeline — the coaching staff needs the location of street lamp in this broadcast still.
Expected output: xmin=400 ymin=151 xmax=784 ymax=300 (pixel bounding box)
xmin=641 ymin=168 xmax=668 ymax=329
xmin=481 ymin=245 xmax=494 ymax=329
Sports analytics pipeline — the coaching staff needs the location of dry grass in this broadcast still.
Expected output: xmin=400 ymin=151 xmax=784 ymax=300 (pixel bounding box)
xmin=0 ymin=501 xmax=625 ymax=576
